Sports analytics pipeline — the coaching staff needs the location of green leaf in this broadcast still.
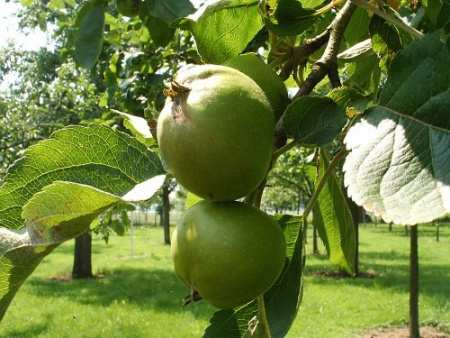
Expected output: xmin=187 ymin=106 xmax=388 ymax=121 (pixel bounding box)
xmin=369 ymin=16 xmax=401 ymax=55
xmin=343 ymin=8 xmax=369 ymax=46
xmin=328 ymin=86 xmax=369 ymax=109
xmin=48 ymin=0 xmax=66 ymax=11
xmin=224 ymin=53 xmax=289 ymax=116
xmin=343 ymin=53 xmax=381 ymax=93
xmin=310 ymin=150 xmax=356 ymax=274
xmin=23 ymin=178 xmax=165 ymax=242
xmin=301 ymin=0 xmax=326 ymax=8
xmin=0 ymin=245 xmax=55 ymax=320
xmin=344 ymin=33 xmax=450 ymax=225
xmin=263 ymin=0 xmax=317 ymax=36
xmin=264 ymin=216 xmax=304 ymax=338
xmin=327 ymin=86 xmax=371 ymax=118
xmin=22 ymin=182 xmax=121 ymax=242
xmin=181 ymin=0 xmax=263 ymax=63
xmin=139 ymin=0 xmax=182 ymax=46
xmin=19 ymin=0 xmax=33 ymax=7
xmin=437 ymin=1 xmax=450 ymax=30
xmin=110 ymin=220 xmax=126 ymax=236
xmin=203 ymin=305 xmax=257 ymax=338
xmin=0 ymin=125 xmax=164 ymax=230
xmin=0 ymin=177 xmax=164 ymax=318
xmin=423 ymin=0 xmax=450 ymax=28
xmin=113 ymin=109 xmax=156 ymax=147
xmin=74 ymin=0 xmax=106 ymax=69
xmin=283 ymin=96 xmax=346 ymax=146
xmin=203 ymin=215 xmax=304 ymax=338
xmin=0 ymin=125 xmax=165 ymax=320
xmin=338 ymin=39 xmax=373 ymax=62
xmin=144 ymin=0 xmax=195 ymax=25
xmin=0 ymin=177 xmax=165 ymax=320
xmin=142 ymin=15 xmax=175 ymax=47
xmin=185 ymin=192 xmax=203 ymax=208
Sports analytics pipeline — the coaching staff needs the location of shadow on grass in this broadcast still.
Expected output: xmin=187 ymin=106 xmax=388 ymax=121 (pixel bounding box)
xmin=49 ymin=243 xmax=105 ymax=256
xmin=27 ymin=267 xmax=212 ymax=319
xmin=306 ymin=258 xmax=450 ymax=302
xmin=364 ymin=224 xmax=449 ymax=239
xmin=359 ymin=250 xmax=409 ymax=261
xmin=2 ymin=322 xmax=48 ymax=337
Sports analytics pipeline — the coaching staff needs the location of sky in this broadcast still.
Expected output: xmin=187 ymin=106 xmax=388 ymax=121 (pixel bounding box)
xmin=0 ymin=0 xmax=50 ymax=51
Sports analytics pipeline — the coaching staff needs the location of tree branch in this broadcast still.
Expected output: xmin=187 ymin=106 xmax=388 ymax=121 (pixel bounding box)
xmin=272 ymin=140 xmax=297 ymax=160
xmin=271 ymin=172 xmax=308 ymax=193
xmin=327 ymin=62 xmax=341 ymax=88
xmin=274 ymin=1 xmax=356 ymax=148
xmin=279 ymin=29 xmax=331 ymax=80
xmin=293 ymin=0 xmax=355 ymax=99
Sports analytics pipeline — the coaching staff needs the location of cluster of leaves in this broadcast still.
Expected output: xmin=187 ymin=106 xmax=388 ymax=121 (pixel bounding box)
xmin=91 ymin=203 xmax=133 ymax=243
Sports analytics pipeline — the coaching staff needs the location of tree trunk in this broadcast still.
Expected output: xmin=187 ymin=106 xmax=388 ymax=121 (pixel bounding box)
xmin=389 ymin=222 xmax=393 ymax=232
xmin=161 ymin=184 xmax=171 ymax=245
xmin=409 ymin=225 xmax=420 ymax=338
xmin=436 ymin=222 xmax=440 ymax=242
xmin=312 ymin=224 xmax=319 ymax=255
xmin=72 ymin=232 xmax=93 ymax=279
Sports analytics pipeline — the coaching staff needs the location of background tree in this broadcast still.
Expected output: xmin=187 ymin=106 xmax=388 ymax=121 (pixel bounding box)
xmin=263 ymin=148 xmax=314 ymax=214
xmin=158 ymin=178 xmax=177 ymax=245
xmin=0 ymin=46 xmax=103 ymax=175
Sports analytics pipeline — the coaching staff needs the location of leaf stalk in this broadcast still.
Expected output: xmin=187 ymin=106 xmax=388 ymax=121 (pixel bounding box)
xmin=350 ymin=0 xmax=424 ymax=39
xmin=257 ymin=295 xmax=272 ymax=338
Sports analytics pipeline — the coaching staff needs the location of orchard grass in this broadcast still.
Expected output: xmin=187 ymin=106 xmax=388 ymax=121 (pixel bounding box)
xmin=1 ymin=224 xmax=449 ymax=338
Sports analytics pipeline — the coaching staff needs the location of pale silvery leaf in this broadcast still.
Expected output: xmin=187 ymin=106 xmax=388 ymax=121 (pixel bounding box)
xmin=344 ymin=34 xmax=450 ymax=225
xmin=122 ymin=174 xmax=166 ymax=202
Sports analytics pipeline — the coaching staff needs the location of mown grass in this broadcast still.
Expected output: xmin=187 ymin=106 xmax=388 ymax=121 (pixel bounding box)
xmin=1 ymin=224 xmax=449 ymax=338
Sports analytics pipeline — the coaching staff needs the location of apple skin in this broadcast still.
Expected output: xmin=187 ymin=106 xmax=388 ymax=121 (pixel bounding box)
xmin=171 ymin=201 xmax=286 ymax=309
xmin=225 ymin=53 xmax=289 ymax=119
xmin=157 ymin=64 xmax=275 ymax=201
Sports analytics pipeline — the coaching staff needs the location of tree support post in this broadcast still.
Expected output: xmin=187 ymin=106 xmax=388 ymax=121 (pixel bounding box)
xmin=409 ymin=225 xmax=420 ymax=338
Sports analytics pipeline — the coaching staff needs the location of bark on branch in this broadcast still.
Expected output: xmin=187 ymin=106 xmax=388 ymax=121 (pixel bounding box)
xmin=293 ymin=0 xmax=355 ymax=98
xmin=275 ymin=1 xmax=356 ymax=147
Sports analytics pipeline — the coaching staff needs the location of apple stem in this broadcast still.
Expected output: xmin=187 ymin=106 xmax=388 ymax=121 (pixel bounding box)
xmin=257 ymin=295 xmax=272 ymax=338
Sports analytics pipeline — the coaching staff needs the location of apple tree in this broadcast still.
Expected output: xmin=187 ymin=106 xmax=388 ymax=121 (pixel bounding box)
xmin=0 ymin=1 xmax=449 ymax=338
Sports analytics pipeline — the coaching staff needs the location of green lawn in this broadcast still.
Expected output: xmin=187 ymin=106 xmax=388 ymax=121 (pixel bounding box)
xmin=1 ymin=224 xmax=449 ymax=338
